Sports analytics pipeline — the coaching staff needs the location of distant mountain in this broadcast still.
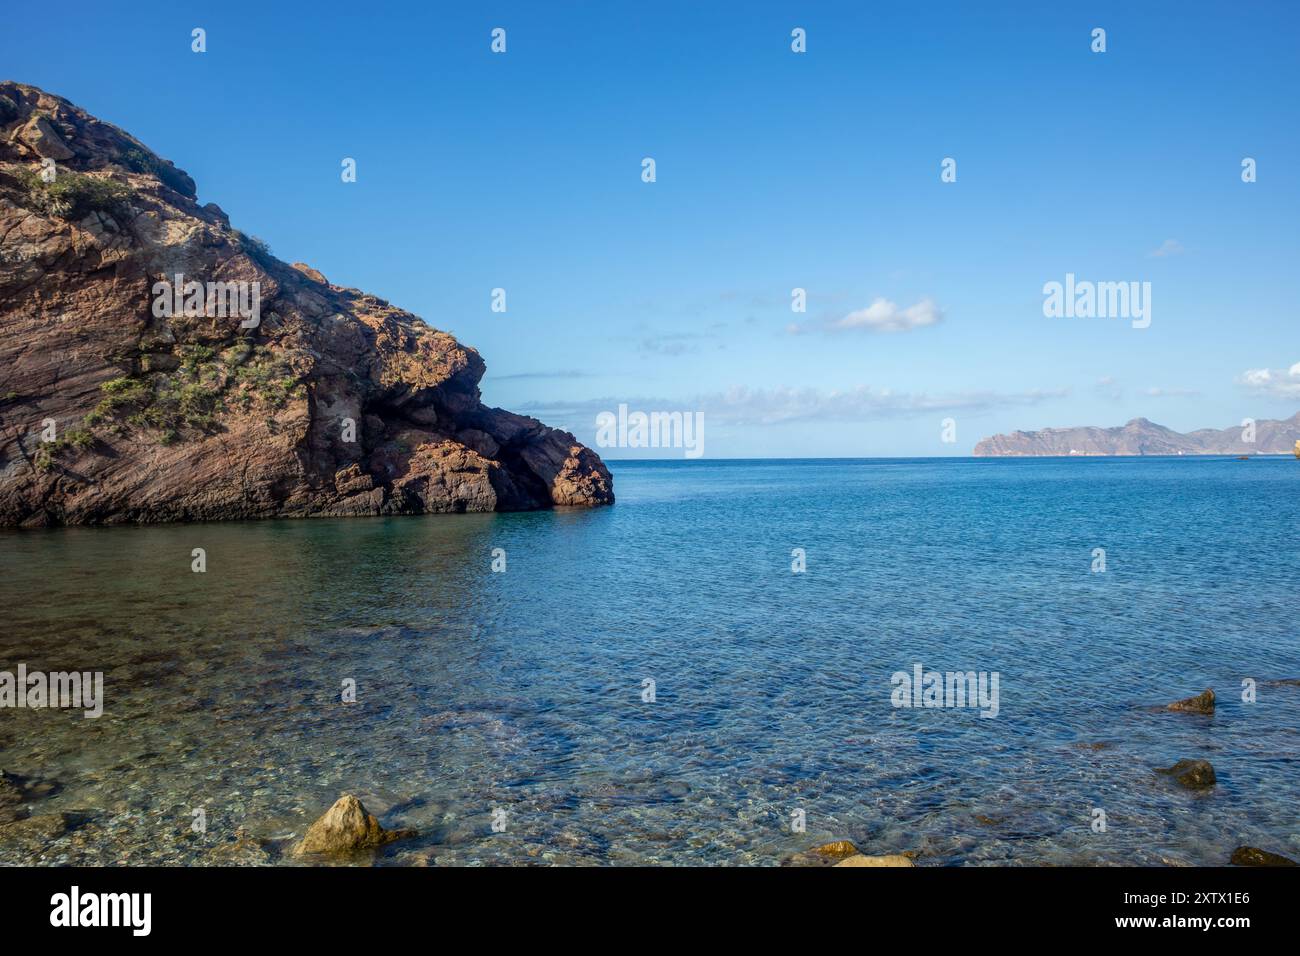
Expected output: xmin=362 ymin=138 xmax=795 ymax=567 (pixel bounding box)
xmin=974 ymin=412 xmax=1300 ymax=457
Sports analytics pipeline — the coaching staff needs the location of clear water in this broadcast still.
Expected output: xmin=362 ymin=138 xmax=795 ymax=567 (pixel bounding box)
xmin=2 ymin=457 xmax=1298 ymax=866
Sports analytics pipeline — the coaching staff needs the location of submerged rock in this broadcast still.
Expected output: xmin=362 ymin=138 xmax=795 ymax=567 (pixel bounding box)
xmin=1230 ymin=846 xmax=1297 ymax=867
xmin=782 ymin=840 xmax=858 ymax=866
xmin=834 ymin=853 xmax=916 ymax=867
xmin=1156 ymin=759 xmax=1217 ymax=790
xmin=0 ymin=769 xmax=59 ymax=824
xmin=293 ymin=794 xmax=415 ymax=857
xmin=0 ymin=812 xmax=72 ymax=842
xmin=208 ymin=827 xmax=272 ymax=865
xmin=783 ymin=840 xmax=915 ymax=867
xmin=0 ymin=773 xmax=24 ymax=824
xmin=1166 ymin=689 xmax=1215 ymax=714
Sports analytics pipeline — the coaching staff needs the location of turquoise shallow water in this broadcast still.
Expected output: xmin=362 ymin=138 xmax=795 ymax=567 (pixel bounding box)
xmin=1 ymin=456 xmax=1298 ymax=865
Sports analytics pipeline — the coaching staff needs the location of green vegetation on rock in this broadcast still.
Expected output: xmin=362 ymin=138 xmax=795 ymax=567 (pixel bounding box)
xmin=232 ymin=230 xmax=276 ymax=269
xmin=121 ymin=147 xmax=192 ymax=195
xmin=14 ymin=167 xmax=133 ymax=220
xmin=84 ymin=341 xmax=303 ymax=443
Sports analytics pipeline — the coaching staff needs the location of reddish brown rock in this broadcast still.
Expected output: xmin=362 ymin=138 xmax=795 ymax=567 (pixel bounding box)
xmin=0 ymin=82 xmax=612 ymax=526
xmin=17 ymin=114 xmax=74 ymax=161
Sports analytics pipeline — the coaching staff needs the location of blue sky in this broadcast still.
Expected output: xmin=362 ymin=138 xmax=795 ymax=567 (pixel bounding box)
xmin=4 ymin=1 xmax=1298 ymax=456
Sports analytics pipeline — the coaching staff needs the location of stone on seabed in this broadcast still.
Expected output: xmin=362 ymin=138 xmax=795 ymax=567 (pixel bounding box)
xmin=293 ymin=794 xmax=414 ymax=857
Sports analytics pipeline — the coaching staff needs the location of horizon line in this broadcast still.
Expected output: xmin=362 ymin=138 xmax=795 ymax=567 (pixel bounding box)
xmin=601 ymin=453 xmax=1298 ymax=463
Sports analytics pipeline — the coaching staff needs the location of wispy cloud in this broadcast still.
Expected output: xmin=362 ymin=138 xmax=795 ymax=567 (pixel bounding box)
xmin=1144 ymin=386 xmax=1200 ymax=398
xmin=789 ymin=296 xmax=943 ymax=335
xmin=518 ymin=385 xmax=1066 ymax=429
xmin=1148 ymin=238 xmax=1185 ymax=258
xmin=1094 ymin=376 xmax=1124 ymax=401
xmin=1240 ymin=363 xmax=1300 ymax=400
xmin=489 ymin=370 xmax=594 ymax=381
xmin=626 ymin=289 xmax=849 ymax=319
xmin=635 ymin=330 xmax=722 ymax=356
xmin=700 ymin=384 xmax=1061 ymax=424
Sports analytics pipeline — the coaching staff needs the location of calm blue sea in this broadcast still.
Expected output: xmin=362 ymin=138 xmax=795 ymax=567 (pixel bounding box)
xmin=1 ymin=457 xmax=1297 ymax=865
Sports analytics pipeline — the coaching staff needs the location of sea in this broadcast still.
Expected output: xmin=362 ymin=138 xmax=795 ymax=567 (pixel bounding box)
xmin=1 ymin=456 xmax=1297 ymax=865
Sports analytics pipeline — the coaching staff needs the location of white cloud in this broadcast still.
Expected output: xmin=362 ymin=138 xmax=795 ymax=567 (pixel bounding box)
xmin=1240 ymin=364 xmax=1300 ymax=399
xmin=789 ymin=296 xmax=943 ymax=335
xmin=1242 ymin=368 xmax=1272 ymax=386
xmin=1149 ymin=239 xmax=1185 ymax=258
xmin=831 ymin=297 xmax=942 ymax=333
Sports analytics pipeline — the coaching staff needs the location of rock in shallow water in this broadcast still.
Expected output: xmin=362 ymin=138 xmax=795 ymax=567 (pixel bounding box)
xmin=1156 ymin=759 xmax=1216 ymax=790
xmin=0 ymin=812 xmax=72 ymax=842
xmin=0 ymin=769 xmax=60 ymax=824
xmin=293 ymin=794 xmax=415 ymax=857
xmin=209 ymin=827 xmax=272 ymax=865
xmin=834 ymin=853 xmax=915 ymax=867
xmin=1230 ymin=846 xmax=1297 ymax=867
xmin=0 ymin=774 xmax=25 ymax=824
xmin=782 ymin=840 xmax=916 ymax=867
xmin=1166 ymin=689 xmax=1215 ymax=714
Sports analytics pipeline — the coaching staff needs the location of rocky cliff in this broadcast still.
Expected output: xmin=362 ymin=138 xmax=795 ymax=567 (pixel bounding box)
xmin=0 ymin=83 xmax=612 ymax=526
xmin=974 ymin=413 xmax=1300 ymax=456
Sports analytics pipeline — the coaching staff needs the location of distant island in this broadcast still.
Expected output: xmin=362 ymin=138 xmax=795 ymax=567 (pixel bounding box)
xmin=974 ymin=412 xmax=1300 ymax=457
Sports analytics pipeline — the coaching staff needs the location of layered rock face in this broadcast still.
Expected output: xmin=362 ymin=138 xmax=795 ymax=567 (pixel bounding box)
xmin=974 ymin=413 xmax=1300 ymax=457
xmin=0 ymin=83 xmax=612 ymax=527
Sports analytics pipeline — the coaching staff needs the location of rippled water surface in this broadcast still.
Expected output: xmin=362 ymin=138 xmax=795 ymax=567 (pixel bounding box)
xmin=2 ymin=457 xmax=1298 ymax=866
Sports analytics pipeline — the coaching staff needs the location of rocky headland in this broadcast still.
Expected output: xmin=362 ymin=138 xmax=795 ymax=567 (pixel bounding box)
xmin=0 ymin=82 xmax=612 ymax=527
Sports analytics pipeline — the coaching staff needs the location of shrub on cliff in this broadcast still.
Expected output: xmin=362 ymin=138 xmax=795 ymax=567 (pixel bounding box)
xmin=14 ymin=168 xmax=133 ymax=219
xmin=32 ymin=428 xmax=96 ymax=473
xmin=63 ymin=429 xmax=95 ymax=451
xmin=88 ymin=350 xmax=244 ymax=442
xmin=232 ymin=230 xmax=277 ymax=270
xmin=170 ymin=382 xmax=223 ymax=429
xmin=122 ymin=147 xmax=194 ymax=196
